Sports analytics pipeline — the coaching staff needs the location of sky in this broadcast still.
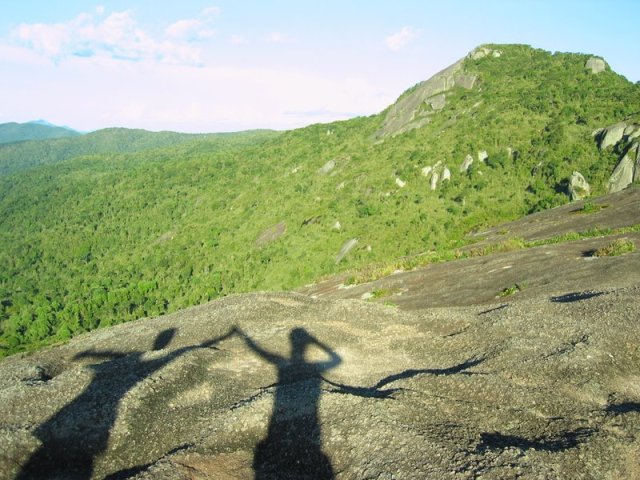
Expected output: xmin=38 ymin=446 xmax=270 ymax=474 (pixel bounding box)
xmin=1 ymin=0 xmax=638 ymax=133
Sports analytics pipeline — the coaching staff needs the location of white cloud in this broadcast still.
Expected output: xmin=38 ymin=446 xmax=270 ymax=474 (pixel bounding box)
xmin=229 ymin=34 xmax=248 ymax=45
xmin=165 ymin=7 xmax=219 ymax=41
xmin=265 ymin=32 xmax=292 ymax=44
xmin=0 ymin=44 xmax=50 ymax=66
xmin=385 ymin=26 xmax=419 ymax=51
xmin=10 ymin=8 xmax=219 ymax=66
xmin=165 ymin=19 xmax=214 ymax=41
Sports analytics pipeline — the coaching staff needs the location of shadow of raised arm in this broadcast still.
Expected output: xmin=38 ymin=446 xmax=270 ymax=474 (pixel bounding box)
xmin=199 ymin=328 xmax=236 ymax=349
xmin=307 ymin=333 xmax=341 ymax=371
xmin=322 ymin=376 xmax=401 ymax=399
xmin=234 ymin=326 xmax=284 ymax=366
xmin=73 ymin=349 xmax=127 ymax=361
xmin=322 ymin=357 xmax=485 ymax=400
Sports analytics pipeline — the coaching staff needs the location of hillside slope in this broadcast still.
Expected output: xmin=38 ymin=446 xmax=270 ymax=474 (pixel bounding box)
xmin=1 ymin=190 xmax=638 ymax=478
xmin=300 ymin=185 xmax=640 ymax=307
xmin=1 ymin=44 xmax=639 ymax=357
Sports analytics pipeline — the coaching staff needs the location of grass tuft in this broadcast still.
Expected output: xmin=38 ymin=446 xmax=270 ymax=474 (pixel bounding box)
xmin=591 ymin=238 xmax=636 ymax=257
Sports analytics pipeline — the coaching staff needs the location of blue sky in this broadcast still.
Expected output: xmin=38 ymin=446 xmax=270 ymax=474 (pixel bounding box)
xmin=1 ymin=1 xmax=638 ymax=132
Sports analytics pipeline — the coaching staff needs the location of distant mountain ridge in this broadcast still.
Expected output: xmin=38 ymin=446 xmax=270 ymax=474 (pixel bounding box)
xmin=0 ymin=121 xmax=80 ymax=145
xmin=0 ymin=127 xmax=278 ymax=176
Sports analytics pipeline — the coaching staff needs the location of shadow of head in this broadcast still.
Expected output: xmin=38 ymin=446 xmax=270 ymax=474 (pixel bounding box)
xmin=153 ymin=328 xmax=177 ymax=350
xmin=290 ymin=328 xmax=314 ymax=361
xmin=290 ymin=327 xmax=312 ymax=344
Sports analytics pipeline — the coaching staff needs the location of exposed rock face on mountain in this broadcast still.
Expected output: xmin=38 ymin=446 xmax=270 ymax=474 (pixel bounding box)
xmin=1 ymin=187 xmax=639 ymax=479
xmin=609 ymin=142 xmax=640 ymax=193
xmin=376 ymin=57 xmax=480 ymax=138
xmin=375 ymin=45 xmax=509 ymax=138
xmin=595 ymin=121 xmax=640 ymax=192
xmin=468 ymin=46 xmax=502 ymax=60
xmin=595 ymin=122 xmax=629 ymax=150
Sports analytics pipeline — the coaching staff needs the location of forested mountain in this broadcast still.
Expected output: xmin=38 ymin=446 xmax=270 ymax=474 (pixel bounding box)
xmin=1 ymin=44 xmax=638 ymax=356
xmin=0 ymin=127 xmax=278 ymax=175
xmin=0 ymin=120 xmax=80 ymax=145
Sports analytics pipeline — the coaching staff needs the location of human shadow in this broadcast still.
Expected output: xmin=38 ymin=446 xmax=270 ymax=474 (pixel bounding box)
xmin=236 ymin=326 xmax=487 ymax=478
xmin=17 ymin=328 xmax=233 ymax=480
xmin=234 ymin=327 xmax=340 ymax=480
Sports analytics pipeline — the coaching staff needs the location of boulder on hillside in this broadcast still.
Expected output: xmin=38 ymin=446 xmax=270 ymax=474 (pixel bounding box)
xmin=567 ymin=171 xmax=591 ymax=201
xmin=430 ymin=171 xmax=439 ymax=191
xmin=478 ymin=151 xmax=488 ymax=163
xmin=256 ymin=222 xmax=286 ymax=247
xmin=608 ymin=141 xmax=640 ymax=193
xmin=595 ymin=122 xmax=627 ymax=150
xmin=585 ymin=57 xmax=606 ymax=74
xmin=460 ymin=154 xmax=474 ymax=172
xmin=421 ymin=161 xmax=450 ymax=190
xmin=624 ymin=124 xmax=640 ymax=140
xmin=318 ymin=160 xmax=336 ymax=175
xmin=336 ymin=238 xmax=358 ymax=263
xmin=468 ymin=46 xmax=503 ymax=60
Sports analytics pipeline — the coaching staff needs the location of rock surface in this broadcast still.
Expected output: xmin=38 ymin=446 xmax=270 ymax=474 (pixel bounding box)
xmin=376 ymin=55 xmax=477 ymax=138
xmin=335 ymin=238 xmax=358 ymax=263
xmin=567 ymin=171 xmax=591 ymax=201
xmin=469 ymin=46 xmax=503 ymax=60
xmin=1 ymin=188 xmax=640 ymax=480
xmin=596 ymin=122 xmax=627 ymax=150
xmin=421 ymin=161 xmax=450 ymax=190
xmin=460 ymin=154 xmax=474 ymax=172
xmin=608 ymin=143 xmax=639 ymax=193
xmin=255 ymin=222 xmax=286 ymax=247
xmin=430 ymin=171 xmax=439 ymax=190
xmin=318 ymin=160 xmax=336 ymax=175
xmin=593 ymin=120 xmax=640 ymax=192
xmin=585 ymin=56 xmax=606 ymax=74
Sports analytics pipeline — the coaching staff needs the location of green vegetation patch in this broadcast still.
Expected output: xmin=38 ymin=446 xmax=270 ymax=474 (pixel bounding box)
xmin=573 ymin=201 xmax=607 ymax=214
xmin=497 ymin=283 xmax=524 ymax=298
xmin=591 ymin=238 xmax=636 ymax=257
